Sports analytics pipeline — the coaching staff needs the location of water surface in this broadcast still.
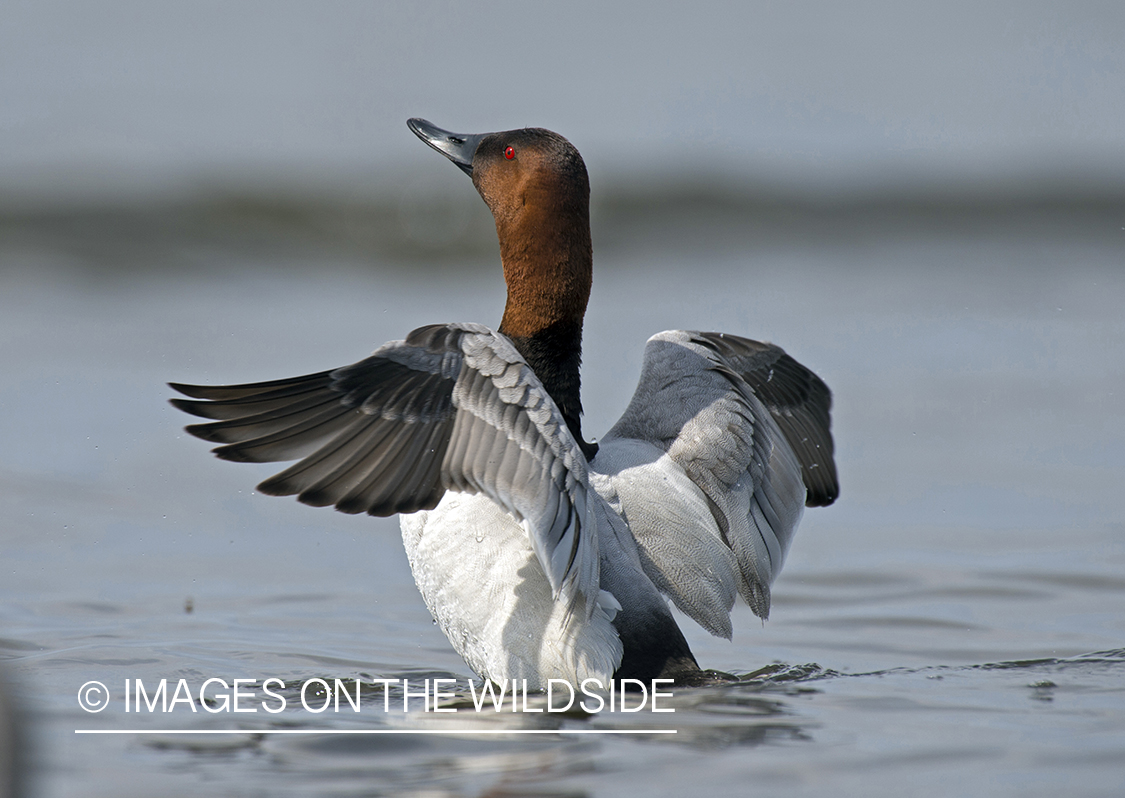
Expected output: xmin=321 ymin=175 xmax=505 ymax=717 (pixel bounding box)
xmin=2 ymin=201 xmax=1123 ymax=796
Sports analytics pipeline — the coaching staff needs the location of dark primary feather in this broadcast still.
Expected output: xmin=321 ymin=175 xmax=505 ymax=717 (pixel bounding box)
xmin=693 ymin=332 xmax=838 ymax=507
xmin=170 ymin=336 xmax=459 ymax=515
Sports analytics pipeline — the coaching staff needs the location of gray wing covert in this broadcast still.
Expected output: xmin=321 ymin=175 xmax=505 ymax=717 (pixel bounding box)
xmin=170 ymin=322 xmax=597 ymax=611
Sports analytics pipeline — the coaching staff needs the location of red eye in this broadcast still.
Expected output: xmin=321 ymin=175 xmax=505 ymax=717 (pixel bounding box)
xmin=504 ymin=146 xmax=515 ymax=160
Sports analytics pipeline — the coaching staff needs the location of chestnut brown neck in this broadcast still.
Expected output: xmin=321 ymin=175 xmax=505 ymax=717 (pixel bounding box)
xmin=494 ymin=189 xmax=596 ymax=459
xmin=496 ymin=196 xmax=592 ymax=339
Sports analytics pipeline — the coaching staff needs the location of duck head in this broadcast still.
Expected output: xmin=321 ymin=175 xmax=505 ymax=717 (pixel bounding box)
xmin=408 ymin=118 xmax=596 ymax=459
xmin=410 ymin=120 xmax=586 ymax=230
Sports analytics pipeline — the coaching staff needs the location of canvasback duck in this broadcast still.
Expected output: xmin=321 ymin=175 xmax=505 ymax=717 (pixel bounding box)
xmin=171 ymin=118 xmax=838 ymax=688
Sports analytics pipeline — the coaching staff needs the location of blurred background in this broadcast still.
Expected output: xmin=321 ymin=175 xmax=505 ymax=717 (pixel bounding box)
xmin=4 ymin=1 xmax=1124 ymax=225
xmin=2 ymin=3 xmax=1124 ymax=797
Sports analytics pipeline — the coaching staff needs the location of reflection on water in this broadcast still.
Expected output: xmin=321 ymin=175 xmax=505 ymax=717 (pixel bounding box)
xmin=2 ymin=190 xmax=1124 ymax=796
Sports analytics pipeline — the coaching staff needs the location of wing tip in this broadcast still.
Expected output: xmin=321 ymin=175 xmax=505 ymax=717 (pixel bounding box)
xmin=805 ymin=491 xmax=839 ymax=508
xmin=169 ymin=397 xmax=216 ymax=419
xmin=168 ymin=382 xmax=218 ymax=400
xmin=212 ymin=445 xmax=264 ymax=463
xmin=805 ymin=479 xmax=841 ymax=504
xmin=256 ymin=475 xmax=294 ymax=497
xmin=181 ymin=421 xmax=228 ymax=443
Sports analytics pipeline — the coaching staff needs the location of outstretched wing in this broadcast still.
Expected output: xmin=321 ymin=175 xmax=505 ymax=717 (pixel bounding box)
xmin=170 ymin=322 xmax=597 ymax=612
xmin=595 ymin=330 xmax=836 ymax=636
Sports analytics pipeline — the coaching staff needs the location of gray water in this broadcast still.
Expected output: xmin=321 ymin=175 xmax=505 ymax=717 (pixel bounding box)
xmin=2 ymin=198 xmax=1124 ymax=796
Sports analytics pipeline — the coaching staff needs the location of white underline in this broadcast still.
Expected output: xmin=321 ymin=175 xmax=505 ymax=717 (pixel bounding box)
xmin=75 ymin=728 xmax=676 ymax=735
